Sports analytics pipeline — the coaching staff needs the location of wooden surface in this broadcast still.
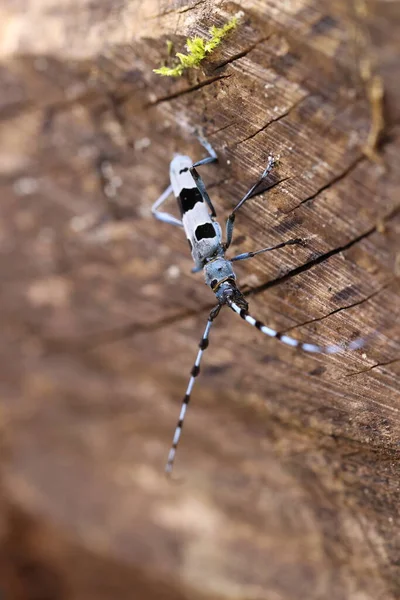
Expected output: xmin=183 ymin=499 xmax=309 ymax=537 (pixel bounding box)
xmin=1 ymin=1 xmax=399 ymax=599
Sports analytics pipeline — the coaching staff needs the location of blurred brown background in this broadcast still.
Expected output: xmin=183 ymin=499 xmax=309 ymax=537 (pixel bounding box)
xmin=0 ymin=0 xmax=399 ymax=598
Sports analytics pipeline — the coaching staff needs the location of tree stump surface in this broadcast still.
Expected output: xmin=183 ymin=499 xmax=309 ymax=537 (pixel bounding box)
xmin=0 ymin=1 xmax=399 ymax=599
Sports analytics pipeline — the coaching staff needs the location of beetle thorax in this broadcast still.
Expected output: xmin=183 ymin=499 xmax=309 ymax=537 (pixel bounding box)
xmin=204 ymin=257 xmax=248 ymax=309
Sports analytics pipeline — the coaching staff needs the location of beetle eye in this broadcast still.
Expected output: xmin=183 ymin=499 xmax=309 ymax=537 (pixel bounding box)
xmin=210 ymin=279 xmax=218 ymax=288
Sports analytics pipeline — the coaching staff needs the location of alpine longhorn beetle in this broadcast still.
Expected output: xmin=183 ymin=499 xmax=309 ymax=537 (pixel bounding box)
xmin=152 ymin=137 xmax=363 ymax=475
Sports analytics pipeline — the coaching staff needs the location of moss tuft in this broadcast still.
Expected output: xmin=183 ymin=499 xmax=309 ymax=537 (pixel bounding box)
xmin=153 ymin=14 xmax=240 ymax=77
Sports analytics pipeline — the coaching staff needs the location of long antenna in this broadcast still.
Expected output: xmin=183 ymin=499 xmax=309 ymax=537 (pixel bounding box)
xmin=165 ymin=306 xmax=220 ymax=475
xmin=227 ymin=300 xmax=364 ymax=354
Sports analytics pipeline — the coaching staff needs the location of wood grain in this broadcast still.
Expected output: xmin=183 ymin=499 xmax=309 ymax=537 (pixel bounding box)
xmin=0 ymin=1 xmax=399 ymax=599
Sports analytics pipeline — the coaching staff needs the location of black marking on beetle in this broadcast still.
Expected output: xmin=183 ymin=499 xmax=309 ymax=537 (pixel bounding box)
xmin=179 ymin=187 xmax=203 ymax=214
xmin=195 ymin=223 xmax=216 ymax=241
xmin=210 ymin=278 xmax=218 ymax=288
xmin=191 ymin=365 xmax=200 ymax=377
xmin=255 ymin=320 xmax=263 ymax=330
xmin=179 ymin=167 xmax=189 ymax=174
xmin=240 ymin=309 xmax=247 ymax=319
xmin=199 ymin=338 xmax=209 ymax=350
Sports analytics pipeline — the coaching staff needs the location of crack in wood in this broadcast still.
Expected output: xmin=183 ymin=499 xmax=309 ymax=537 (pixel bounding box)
xmin=284 ymin=154 xmax=365 ymax=215
xmin=149 ymin=0 xmax=206 ymax=18
xmin=246 ymin=203 xmax=400 ymax=299
xmin=280 ymin=280 xmax=393 ymax=334
xmin=147 ymin=74 xmax=232 ymax=106
xmin=212 ymin=36 xmax=272 ymax=71
xmin=243 ymin=176 xmax=292 ymax=201
xmin=231 ymin=94 xmax=310 ymax=147
xmin=344 ymin=358 xmax=400 ymax=378
xmin=43 ymin=204 xmax=399 ymax=351
xmin=44 ymin=306 xmax=210 ymax=352
xmin=177 ymin=0 xmax=206 ymax=14
xmin=0 ymin=100 xmax=33 ymax=122
xmin=206 ymin=121 xmax=237 ymax=137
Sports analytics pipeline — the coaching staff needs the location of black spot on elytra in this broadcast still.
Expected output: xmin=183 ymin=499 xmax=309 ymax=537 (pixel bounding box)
xmin=179 ymin=187 xmax=203 ymax=214
xmin=331 ymin=285 xmax=359 ymax=303
xmin=195 ymin=223 xmax=216 ymax=241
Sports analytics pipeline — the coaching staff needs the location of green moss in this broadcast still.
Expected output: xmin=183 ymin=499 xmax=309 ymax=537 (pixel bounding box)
xmin=166 ymin=39 xmax=174 ymax=56
xmin=153 ymin=14 xmax=240 ymax=77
